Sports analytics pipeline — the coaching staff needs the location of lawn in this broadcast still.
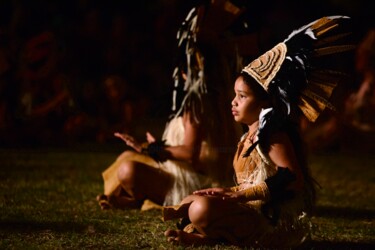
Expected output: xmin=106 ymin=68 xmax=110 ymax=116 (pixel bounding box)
xmin=0 ymin=146 xmax=374 ymax=249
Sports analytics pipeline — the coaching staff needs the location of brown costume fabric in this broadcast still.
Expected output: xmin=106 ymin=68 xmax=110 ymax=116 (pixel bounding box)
xmin=229 ymin=133 xmax=312 ymax=248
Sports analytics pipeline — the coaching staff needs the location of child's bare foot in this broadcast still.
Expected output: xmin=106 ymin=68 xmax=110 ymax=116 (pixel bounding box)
xmin=164 ymin=229 xmax=216 ymax=246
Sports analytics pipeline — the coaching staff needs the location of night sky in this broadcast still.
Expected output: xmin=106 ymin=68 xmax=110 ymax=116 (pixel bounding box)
xmin=0 ymin=0 xmax=373 ymax=146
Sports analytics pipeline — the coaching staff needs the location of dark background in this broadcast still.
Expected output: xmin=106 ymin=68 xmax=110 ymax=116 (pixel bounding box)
xmin=0 ymin=0 xmax=373 ymax=148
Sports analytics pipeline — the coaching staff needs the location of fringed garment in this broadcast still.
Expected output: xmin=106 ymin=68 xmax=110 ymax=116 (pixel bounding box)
xmin=158 ymin=116 xmax=216 ymax=205
xmin=232 ymin=133 xmax=312 ymax=248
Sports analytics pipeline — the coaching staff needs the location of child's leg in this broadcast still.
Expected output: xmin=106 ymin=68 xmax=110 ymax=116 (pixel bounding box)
xmin=165 ymin=196 xmax=269 ymax=246
xmin=162 ymin=194 xmax=199 ymax=221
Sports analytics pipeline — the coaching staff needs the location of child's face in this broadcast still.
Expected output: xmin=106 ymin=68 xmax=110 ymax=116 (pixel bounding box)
xmin=231 ymin=76 xmax=264 ymax=125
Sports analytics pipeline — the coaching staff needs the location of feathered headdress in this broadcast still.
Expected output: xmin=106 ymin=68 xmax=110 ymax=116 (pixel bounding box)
xmin=240 ymin=15 xmax=356 ymax=157
xmin=242 ymin=15 xmax=356 ymax=122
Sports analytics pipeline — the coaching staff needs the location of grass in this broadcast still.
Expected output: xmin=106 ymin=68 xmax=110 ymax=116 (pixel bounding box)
xmin=0 ymin=146 xmax=374 ymax=249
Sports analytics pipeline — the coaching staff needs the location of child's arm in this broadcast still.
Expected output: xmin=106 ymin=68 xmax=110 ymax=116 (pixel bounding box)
xmin=268 ymin=131 xmax=304 ymax=190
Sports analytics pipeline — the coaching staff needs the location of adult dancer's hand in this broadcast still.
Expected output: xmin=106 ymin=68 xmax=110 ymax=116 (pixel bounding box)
xmin=114 ymin=132 xmax=142 ymax=152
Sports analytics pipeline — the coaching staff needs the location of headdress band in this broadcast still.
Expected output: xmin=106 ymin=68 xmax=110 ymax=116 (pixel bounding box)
xmin=241 ymin=43 xmax=287 ymax=91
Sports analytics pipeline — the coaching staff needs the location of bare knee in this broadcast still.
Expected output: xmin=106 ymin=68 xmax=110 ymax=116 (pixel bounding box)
xmin=188 ymin=197 xmax=214 ymax=228
xmin=117 ymin=161 xmax=137 ymax=190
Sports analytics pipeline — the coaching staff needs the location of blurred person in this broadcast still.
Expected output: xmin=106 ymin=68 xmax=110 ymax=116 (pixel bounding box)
xmin=13 ymin=31 xmax=75 ymax=145
xmin=0 ymin=29 xmax=16 ymax=145
xmin=333 ymin=27 xmax=375 ymax=152
xmin=95 ymin=75 xmax=136 ymax=143
xmin=345 ymin=28 xmax=375 ymax=132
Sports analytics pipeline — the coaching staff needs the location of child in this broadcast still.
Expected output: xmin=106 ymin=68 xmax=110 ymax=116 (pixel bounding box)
xmin=162 ymin=16 xmax=355 ymax=248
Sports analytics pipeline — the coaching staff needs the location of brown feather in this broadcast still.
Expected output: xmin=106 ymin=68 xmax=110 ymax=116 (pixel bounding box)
xmin=313 ymin=45 xmax=356 ymax=56
xmin=306 ymin=80 xmax=337 ymax=99
xmin=302 ymin=89 xmax=336 ymax=111
xmin=298 ymin=97 xmax=321 ymax=122
xmin=314 ymin=32 xmax=352 ymax=47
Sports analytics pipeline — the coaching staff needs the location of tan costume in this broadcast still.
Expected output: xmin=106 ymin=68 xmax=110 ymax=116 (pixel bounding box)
xmin=230 ymin=132 xmax=312 ymax=248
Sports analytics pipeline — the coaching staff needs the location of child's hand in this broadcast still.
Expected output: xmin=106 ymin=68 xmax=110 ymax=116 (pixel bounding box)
xmin=193 ymin=187 xmax=227 ymax=195
xmin=194 ymin=187 xmax=245 ymax=202
xmin=193 ymin=187 xmax=239 ymax=201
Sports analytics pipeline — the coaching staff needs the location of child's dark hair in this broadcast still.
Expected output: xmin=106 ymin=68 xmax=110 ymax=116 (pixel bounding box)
xmin=240 ymin=72 xmax=269 ymax=102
